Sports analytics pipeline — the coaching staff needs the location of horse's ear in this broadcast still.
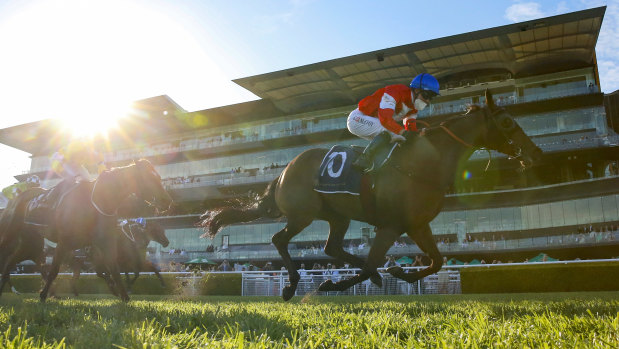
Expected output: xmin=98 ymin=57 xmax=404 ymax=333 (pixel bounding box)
xmin=485 ymin=89 xmax=495 ymax=109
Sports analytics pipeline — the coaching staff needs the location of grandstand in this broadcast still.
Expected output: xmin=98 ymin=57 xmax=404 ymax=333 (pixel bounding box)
xmin=0 ymin=6 xmax=617 ymax=270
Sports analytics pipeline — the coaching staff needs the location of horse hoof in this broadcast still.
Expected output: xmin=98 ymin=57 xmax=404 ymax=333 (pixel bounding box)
xmin=387 ymin=266 xmax=405 ymax=278
xmin=318 ymin=280 xmax=336 ymax=292
xmin=282 ymin=286 xmax=296 ymax=301
xmin=370 ymin=273 xmax=383 ymax=288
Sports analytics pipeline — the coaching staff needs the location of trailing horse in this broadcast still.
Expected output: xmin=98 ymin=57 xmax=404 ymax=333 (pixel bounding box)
xmin=69 ymin=220 xmax=169 ymax=296
xmin=0 ymin=159 xmax=172 ymax=302
xmin=200 ymin=90 xmax=542 ymax=301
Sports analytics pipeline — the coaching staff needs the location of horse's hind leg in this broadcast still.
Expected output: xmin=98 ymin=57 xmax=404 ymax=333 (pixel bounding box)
xmin=320 ymin=227 xmax=399 ymax=292
xmin=323 ymin=218 xmax=383 ymax=287
xmin=387 ymin=223 xmax=443 ymax=283
xmin=272 ymin=218 xmax=312 ymax=301
xmin=40 ymin=243 xmax=67 ymax=302
xmin=0 ymin=261 xmax=13 ymax=296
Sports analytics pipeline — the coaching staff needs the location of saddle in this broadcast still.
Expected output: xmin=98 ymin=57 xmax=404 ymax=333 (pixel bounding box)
xmin=24 ymin=179 xmax=82 ymax=226
xmin=314 ymin=144 xmax=399 ymax=225
xmin=314 ymin=143 xmax=399 ymax=195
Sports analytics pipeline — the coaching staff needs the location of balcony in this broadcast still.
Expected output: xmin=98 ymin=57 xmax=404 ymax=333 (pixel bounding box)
xmin=152 ymin=230 xmax=618 ymax=263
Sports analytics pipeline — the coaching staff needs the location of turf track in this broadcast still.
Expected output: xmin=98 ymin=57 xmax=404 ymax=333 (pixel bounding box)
xmin=0 ymin=292 xmax=617 ymax=348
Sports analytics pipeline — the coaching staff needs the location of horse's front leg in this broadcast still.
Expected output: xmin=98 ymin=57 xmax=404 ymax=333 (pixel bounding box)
xmin=387 ymin=223 xmax=443 ymax=283
xmin=95 ymin=269 xmax=118 ymax=296
xmin=271 ymin=219 xmax=311 ymax=301
xmin=146 ymin=261 xmax=166 ymax=287
xmin=108 ymin=262 xmax=129 ymax=302
xmin=319 ymin=227 xmax=398 ymax=292
xmin=40 ymin=243 xmax=67 ymax=302
xmin=323 ymin=218 xmax=383 ymax=288
xmin=0 ymin=254 xmax=14 ymax=297
xmin=0 ymin=240 xmax=21 ymax=297
xmin=125 ymin=270 xmax=139 ymax=293
xmin=98 ymin=242 xmax=129 ymax=302
xmin=71 ymin=267 xmax=80 ymax=297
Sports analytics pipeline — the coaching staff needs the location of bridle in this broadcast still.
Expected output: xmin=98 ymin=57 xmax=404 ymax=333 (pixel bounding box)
xmin=419 ymin=106 xmax=524 ymax=169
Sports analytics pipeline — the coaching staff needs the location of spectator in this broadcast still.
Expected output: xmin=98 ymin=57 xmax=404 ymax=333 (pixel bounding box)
xmin=384 ymin=255 xmax=400 ymax=268
xmin=218 ymin=259 xmax=232 ymax=271
xmin=263 ymin=261 xmax=274 ymax=272
xmin=413 ymin=255 xmax=424 ymax=267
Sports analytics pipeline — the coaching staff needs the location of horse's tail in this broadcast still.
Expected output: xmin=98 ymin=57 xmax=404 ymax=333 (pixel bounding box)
xmin=199 ymin=175 xmax=282 ymax=238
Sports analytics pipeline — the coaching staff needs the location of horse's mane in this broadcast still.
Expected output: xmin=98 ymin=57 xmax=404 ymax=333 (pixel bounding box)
xmin=108 ymin=158 xmax=152 ymax=172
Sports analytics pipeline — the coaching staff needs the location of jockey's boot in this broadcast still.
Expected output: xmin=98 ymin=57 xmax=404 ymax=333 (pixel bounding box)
xmin=352 ymin=131 xmax=392 ymax=172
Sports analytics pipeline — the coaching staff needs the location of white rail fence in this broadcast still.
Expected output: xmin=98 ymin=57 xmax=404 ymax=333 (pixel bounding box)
xmin=241 ymin=267 xmax=461 ymax=297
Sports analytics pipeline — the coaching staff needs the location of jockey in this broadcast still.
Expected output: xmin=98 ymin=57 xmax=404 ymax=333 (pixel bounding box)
xmin=347 ymin=73 xmax=440 ymax=172
xmin=51 ymin=138 xmax=106 ymax=182
xmin=1 ymin=175 xmax=40 ymax=200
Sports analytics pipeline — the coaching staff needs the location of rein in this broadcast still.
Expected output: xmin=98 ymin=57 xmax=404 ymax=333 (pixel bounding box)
xmin=437 ymin=124 xmax=473 ymax=148
xmin=419 ymin=111 xmax=496 ymax=171
xmin=120 ymin=222 xmax=136 ymax=242
xmin=90 ymin=175 xmax=117 ymax=217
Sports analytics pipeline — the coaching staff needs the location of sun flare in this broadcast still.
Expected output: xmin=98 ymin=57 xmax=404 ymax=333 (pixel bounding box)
xmin=59 ymin=99 xmax=133 ymax=138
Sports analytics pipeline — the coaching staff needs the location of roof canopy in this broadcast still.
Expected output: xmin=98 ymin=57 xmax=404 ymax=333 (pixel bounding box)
xmin=0 ymin=7 xmax=606 ymax=155
xmin=234 ymin=6 xmax=605 ymax=114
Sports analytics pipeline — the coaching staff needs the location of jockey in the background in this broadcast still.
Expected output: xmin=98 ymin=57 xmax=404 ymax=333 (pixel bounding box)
xmin=347 ymin=73 xmax=440 ymax=172
xmin=51 ymin=138 xmax=106 ymax=182
xmin=1 ymin=175 xmax=41 ymax=200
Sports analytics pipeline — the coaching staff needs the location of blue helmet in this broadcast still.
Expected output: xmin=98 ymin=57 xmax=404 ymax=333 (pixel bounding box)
xmin=410 ymin=73 xmax=440 ymax=96
xmin=134 ymin=217 xmax=146 ymax=226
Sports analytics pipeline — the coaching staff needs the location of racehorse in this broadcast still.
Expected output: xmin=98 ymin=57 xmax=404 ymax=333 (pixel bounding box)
xmin=0 ymin=187 xmax=48 ymax=295
xmin=117 ymin=220 xmax=169 ymax=292
xmin=70 ymin=220 xmax=169 ymax=295
xmin=200 ymin=90 xmax=542 ymax=301
xmin=0 ymin=159 xmax=172 ymax=302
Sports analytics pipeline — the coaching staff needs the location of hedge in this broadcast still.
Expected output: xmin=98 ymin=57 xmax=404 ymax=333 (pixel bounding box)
xmin=5 ymin=272 xmax=242 ymax=296
xmin=460 ymin=261 xmax=619 ymax=293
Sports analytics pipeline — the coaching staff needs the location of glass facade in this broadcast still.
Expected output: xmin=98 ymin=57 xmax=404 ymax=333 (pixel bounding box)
xmin=156 ymin=192 xmax=619 ymax=255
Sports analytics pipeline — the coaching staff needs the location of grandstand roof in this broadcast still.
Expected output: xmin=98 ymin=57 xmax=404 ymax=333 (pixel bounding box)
xmin=234 ymin=6 xmax=605 ymax=114
xmin=0 ymin=6 xmax=606 ymax=155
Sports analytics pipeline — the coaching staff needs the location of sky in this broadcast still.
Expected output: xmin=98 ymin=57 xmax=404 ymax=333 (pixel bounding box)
xmin=0 ymin=0 xmax=617 ymax=189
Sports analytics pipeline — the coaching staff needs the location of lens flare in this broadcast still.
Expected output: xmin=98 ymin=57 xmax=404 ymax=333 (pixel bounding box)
xmin=462 ymin=170 xmax=472 ymax=180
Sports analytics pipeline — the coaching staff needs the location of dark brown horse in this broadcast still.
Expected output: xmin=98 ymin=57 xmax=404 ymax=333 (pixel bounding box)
xmin=0 ymin=159 xmax=172 ymax=302
xmin=201 ymin=90 xmax=542 ymax=300
xmin=117 ymin=220 xmax=169 ymax=291
xmin=70 ymin=220 xmax=169 ymax=295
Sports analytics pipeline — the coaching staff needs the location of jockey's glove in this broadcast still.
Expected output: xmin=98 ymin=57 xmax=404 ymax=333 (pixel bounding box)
xmin=401 ymin=130 xmax=418 ymax=142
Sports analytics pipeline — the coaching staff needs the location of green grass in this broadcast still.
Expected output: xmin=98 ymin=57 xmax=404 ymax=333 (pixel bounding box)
xmin=0 ymin=293 xmax=617 ymax=348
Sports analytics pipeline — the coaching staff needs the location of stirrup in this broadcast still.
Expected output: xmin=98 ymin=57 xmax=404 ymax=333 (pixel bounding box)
xmin=352 ymin=156 xmax=374 ymax=173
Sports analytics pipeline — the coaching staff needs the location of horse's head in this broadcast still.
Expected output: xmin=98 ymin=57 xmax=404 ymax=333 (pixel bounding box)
xmin=131 ymin=159 xmax=174 ymax=213
xmin=475 ymin=89 xmax=543 ymax=169
xmin=145 ymin=222 xmax=169 ymax=247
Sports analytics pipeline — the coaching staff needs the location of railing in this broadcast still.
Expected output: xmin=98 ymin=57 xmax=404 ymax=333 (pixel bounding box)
xmin=240 ymin=258 xmax=617 ymax=297
xmin=10 ymin=259 xmax=616 ymax=297
xmin=107 ymin=84 xmax=601 ymax=163
xmin=418 ymin=84 xmax=600 ymax=118
xmin=22 ymin=85 xmax=610 ymax=178
xmin=241 ymin=267 xmax=461 ymax=297
xmin=154 ymin=231 xmax=619 ymax=263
